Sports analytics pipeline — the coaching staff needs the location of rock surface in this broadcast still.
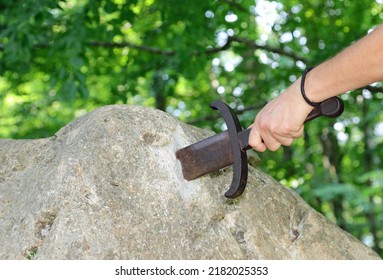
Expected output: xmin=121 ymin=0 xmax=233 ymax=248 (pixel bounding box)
xmin=0 ymin=105 xmax=380 ymax=260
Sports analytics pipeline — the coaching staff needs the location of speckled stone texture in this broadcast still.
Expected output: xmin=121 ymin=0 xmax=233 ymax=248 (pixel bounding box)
xmin=0 ymin=105 xmax=380 ymax=260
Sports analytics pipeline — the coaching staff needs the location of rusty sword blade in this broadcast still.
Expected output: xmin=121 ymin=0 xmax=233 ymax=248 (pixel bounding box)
xmin=176 ymin=129 xmax=250 ymax=181
xmin=176 ymin=96 xmax=344 ymax=183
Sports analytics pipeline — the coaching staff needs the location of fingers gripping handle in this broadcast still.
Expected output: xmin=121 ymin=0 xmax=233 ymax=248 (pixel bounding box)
xmin=239 ymin=96 xmax=345 ymax=151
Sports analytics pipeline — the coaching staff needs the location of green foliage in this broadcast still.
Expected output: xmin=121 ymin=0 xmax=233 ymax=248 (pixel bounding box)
xmin=1 ymin=0 xmax=383 ymax=256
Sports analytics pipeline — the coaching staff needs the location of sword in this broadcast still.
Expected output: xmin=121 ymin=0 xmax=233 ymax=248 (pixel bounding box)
xmin=176 ymin=97 xmax=344 ymax=199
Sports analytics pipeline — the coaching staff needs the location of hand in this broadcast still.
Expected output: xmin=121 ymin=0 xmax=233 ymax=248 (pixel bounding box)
xmin=249 ymin=81 xmax=313 ymax=152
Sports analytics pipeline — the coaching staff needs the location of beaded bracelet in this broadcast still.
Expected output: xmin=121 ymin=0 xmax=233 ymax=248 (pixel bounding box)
xmin=300 ymin=67 xmax=322 ymax=107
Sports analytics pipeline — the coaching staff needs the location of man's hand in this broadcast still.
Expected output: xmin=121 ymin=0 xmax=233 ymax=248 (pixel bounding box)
xmin=249 ymin=81 xmax=313 ymax=152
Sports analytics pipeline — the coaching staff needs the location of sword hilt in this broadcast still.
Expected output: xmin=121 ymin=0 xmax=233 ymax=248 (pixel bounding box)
xmin=211 ymin=96 xmax=344 ymax=199
xmin=238 ymin=96 xmax=344 ymax=151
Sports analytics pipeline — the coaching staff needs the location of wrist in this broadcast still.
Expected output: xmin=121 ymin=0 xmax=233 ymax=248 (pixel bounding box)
xmin=283 ymin=79 xmax=314 ymax=116
xmin=301 ymin=66 xmax=334 ymax=104
xmin=300 ymin=68 xmax=322 ymax=106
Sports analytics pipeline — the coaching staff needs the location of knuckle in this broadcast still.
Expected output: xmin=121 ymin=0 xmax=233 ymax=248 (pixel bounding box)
xmin=283 ymin=138 xmax=294 ymax=146
xmin=268 ymin=144 xmax=281 ymax=151
xmin=255 ymin=143 xmax=267 ymax=152
xmin=260 ymin=121 xmax=269 ymax=133
xmin=280 ymin=127 xmax=292 ymax=136
xmin=265 ymin=140 xmax=281 ymax=151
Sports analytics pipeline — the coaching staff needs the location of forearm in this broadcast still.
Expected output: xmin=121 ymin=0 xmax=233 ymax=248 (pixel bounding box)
xmin=304 ymin=24 xmax=383 ymax=103
xmin=249 ymin=24 xmax=383 ymax=152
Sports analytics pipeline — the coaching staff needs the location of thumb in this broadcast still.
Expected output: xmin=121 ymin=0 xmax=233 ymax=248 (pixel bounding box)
xmin=248 ymin=126 xmax=267 ymax=152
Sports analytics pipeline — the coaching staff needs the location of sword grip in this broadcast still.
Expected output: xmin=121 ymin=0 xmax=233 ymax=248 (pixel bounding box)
xmin=304 ymin=96 xmax=344 ymax=122
xmin=239 ymin=96 xmax=344 ymax=150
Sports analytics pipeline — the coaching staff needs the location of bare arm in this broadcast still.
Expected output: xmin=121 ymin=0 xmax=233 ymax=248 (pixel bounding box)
xmin=249 ymin=24 xmax=383 ymax=152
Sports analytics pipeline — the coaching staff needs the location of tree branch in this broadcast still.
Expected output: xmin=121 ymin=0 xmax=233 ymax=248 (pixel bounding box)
xmin=88 ymin=41 xmax=176 ymax=56
xmin=88 ymin=37 xmax=233 ymax=56
xmin=231 ymin=36 xmax=307 ymax=63
xmin=187 ymin=101 xmax=265 ymax=125
xmin=88 ymin=36 xmax=306 ymax=63
xmin=0 ymin=36 xmax=306 ymax=63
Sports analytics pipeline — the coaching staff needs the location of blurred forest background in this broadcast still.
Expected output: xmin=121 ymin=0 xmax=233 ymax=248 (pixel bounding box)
xmin=1 ymin=0 xmax=382 ymax=256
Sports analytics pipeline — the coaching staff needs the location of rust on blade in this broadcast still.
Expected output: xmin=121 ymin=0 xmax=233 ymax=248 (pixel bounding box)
xmin=176 ymin=131 xmax=233 ymax=181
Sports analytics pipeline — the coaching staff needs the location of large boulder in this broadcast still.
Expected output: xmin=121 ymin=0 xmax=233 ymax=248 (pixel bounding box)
xmin=0 ymin=105 xmax=380 ymax=260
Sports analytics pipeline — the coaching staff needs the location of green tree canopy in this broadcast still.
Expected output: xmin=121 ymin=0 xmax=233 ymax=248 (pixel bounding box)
xmin=1 ymin=0 xmax=383 ymax=256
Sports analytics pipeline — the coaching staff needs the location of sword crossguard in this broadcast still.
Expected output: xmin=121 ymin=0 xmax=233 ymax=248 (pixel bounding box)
xmin=210 ymin=101 xmax=248 ymax=199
